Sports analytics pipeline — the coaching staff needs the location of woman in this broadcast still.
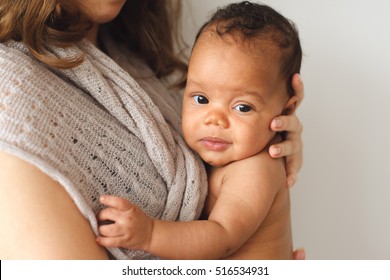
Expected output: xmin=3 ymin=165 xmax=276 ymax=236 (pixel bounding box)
xmin=0 ymin=0 xmax=304 ymax=259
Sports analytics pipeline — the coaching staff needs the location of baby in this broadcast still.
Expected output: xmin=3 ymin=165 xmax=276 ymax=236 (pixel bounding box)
xmin=97 ymin=1 xmax=302 ymax=259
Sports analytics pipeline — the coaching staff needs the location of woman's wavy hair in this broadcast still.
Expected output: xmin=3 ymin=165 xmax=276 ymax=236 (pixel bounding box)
xmin=0 ymin=0 xmax=187 ymax=86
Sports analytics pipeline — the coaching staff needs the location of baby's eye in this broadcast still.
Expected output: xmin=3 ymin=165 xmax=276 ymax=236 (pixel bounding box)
xmin=193 ymin=95 xmax=209 ymax=104
xmin=233 ymin=104 xmax=252 ymax=113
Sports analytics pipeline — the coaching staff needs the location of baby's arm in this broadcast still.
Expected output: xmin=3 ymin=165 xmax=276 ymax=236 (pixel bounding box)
xmin=97 ymin=152 xmax=285 ymax=259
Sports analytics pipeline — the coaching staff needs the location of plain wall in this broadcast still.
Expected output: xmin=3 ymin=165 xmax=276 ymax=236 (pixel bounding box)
xmin=181 ymin=0 xmax=390 ymax=259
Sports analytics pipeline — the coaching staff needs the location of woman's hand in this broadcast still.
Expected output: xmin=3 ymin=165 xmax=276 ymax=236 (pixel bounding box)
xmin=269 ymin=73 xmax=304 ymax=188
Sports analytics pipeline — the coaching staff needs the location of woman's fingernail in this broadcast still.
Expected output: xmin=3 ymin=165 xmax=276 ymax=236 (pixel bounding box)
xmin=271 ymin=147 xmax=281 ymax=157
xmin=297 ymin=73 xmax=302 ymax=83
xmin=288 ymin=179 xmax=295 ymax=188
xmin=272 ymin=119 xmax=282 ymax=129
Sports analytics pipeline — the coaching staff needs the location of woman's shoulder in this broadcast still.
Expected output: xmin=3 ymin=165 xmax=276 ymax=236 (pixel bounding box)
xmin=0 ymin=41 xmax=54 ymax=93
xmin=0 ymin=40 xmax=38 ymax=69
xmin=0 ymin=42 xmax=70 ymax=139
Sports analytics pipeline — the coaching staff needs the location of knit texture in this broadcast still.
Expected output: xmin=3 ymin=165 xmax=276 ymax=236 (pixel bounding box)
xmin=0 ymin=37 xmax=207 ymax=259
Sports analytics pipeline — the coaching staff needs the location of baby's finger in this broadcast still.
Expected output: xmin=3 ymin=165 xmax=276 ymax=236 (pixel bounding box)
xmin=100 ymin=195 xmax=133 ymax=211
xmin=98 ymin=223 xmax=122 ymax=237
xmin=97 ymin=207 xmax=121 ymax=222
xmin=96 ymin=236 xmax=124 ymax=248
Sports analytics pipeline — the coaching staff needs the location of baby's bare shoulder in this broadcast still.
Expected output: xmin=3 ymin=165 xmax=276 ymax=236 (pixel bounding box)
xmin=228 ymin=149 xmax=285 ymax=175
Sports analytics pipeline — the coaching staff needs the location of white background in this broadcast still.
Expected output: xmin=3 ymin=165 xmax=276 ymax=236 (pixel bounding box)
xmin=181 ymin=0 xmax=390 ymax=259
xmin=3 ymin=260 xmax=389 ymax=279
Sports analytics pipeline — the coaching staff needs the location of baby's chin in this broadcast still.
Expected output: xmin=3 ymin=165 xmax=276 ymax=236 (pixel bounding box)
xmin=202 ymin=157 xmax=233 ymax=168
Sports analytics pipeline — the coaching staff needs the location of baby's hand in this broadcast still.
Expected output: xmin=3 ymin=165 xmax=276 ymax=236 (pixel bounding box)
xmin=96 ymin=195 xmax=153 ymax=251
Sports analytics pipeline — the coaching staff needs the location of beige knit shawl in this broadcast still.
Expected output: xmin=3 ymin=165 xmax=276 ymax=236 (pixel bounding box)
xmin=0 ymin=37 xmax=207 ymax=259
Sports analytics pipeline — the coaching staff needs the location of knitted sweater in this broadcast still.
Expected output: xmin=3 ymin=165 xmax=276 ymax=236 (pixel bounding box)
xmin=0 ymin=37 xmax=207 ymax=259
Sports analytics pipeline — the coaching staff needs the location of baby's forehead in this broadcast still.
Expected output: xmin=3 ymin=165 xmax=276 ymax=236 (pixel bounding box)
xmin=197 ymin=28 xmax=281 ymax=60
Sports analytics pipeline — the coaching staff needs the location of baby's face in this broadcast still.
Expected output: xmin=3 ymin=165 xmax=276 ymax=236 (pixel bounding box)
xmin=182 ymin=33 xmax=290 ymax=167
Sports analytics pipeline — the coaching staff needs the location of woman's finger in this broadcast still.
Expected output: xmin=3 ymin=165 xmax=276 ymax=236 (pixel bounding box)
xmin=271 ymin=114 xmax=302 ymax=134
xmin=293 ymin=248 xmax=306 ymax=260
xmin=285 ymin=154 xmax=302 ymax=188
xmin=269 ymin=137 xmax=301 ymax=158
xmin=291 ymin=73 xmax=304 ymax=108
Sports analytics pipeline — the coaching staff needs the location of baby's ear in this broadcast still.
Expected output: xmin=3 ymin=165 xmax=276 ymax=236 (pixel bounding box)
xmin=282 ymin=95 xmax=299 ymax=115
